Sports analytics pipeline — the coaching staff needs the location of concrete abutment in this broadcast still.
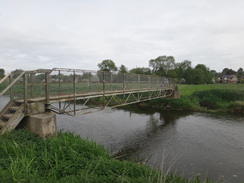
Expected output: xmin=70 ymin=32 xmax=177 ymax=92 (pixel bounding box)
xmin=20 ymin=112 xmax=57 ymax=139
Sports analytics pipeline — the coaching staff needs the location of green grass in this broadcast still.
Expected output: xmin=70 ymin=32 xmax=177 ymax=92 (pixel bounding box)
xmin=0 ymin=129 xmax=212 ymax=183
xmin=144 ymin=84 xmax=244 ymax=113
xmin=178 ymin=84 xmax=244 ymax=97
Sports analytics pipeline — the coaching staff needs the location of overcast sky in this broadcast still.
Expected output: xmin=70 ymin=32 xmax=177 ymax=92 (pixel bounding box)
xmin=1 ymin=0 xmax=244 ymax=73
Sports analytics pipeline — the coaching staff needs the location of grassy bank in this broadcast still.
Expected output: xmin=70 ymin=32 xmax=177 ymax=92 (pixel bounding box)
xmin=0 ymin=129 xmax=212 ymax=183
xmin=143 ymin=84 xmax=244 ymax=113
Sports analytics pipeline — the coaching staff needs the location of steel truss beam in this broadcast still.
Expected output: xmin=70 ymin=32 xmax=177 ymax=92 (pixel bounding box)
xmin=50 ymin=88 xmax=174 ymax=115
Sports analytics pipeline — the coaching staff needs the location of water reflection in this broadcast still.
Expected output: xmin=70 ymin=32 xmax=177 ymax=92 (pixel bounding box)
xmin=57 ymin=106 xmax=244 ymax=183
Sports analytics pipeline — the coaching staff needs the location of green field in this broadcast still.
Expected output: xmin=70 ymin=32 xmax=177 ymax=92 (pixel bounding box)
xmin=178 ymin=84 xmax=244 ymax=97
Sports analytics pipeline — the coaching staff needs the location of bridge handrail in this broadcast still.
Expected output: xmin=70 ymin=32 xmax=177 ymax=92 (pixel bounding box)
xmin=0 ymin=69 xmax=53 ymax=114
xmin=0 ymin=72 xmax=13 ymax=85
xmin=0 ymin=71 xmax=27 ymax=115
xmin=0 ymin=71 xmax=26 ymax=97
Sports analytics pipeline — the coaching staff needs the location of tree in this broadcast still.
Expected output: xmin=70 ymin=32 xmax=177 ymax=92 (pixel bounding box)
xmin=174 ymin=60 xmax=192 ymax=79
xmin=221 ymin=68 xmax=230 ymax=75
xmin=97 ymin=59 xmax=118 ymax=72
xmin=221 ymin=68 xmax=236 ymax=75
xmin=129 ymin=67 xmax=151 ymax=75
xmin=195 ymin=64 xmax=213 ymax=84
xmin=227 ymin=69 xmax=237 ymax=75
xmin=0 ymin=68 xmax=5 ymax=78
xmin=184 ymin=64 xmax=213 ymax=84
xmin=149 ymin=55 xmax=175 ymax=76
xmin=237 ymin=68 xmax=243 ymax=78
xmin=118 ymin=65 xmax=128 ymax=73
xmin=176 ymin=60 xmax=192 ymax=71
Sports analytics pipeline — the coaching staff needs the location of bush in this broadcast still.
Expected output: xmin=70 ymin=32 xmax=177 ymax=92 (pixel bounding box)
xmin=228 ymin=101 xmax=244 ymax=113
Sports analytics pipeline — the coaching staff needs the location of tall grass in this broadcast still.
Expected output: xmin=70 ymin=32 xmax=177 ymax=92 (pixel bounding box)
xmin=142 ymin=84 xmax=244 ymax=113
xmin=0 ymin=129 xmax=212 ymax=183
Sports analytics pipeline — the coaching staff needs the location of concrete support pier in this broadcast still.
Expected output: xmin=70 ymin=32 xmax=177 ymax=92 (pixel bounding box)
xmin=23 ymin=113 xmax=57 ymax=139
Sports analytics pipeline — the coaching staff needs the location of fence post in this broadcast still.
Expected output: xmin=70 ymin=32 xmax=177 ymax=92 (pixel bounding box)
xmin=89 ymin=72 xmax=92 ymax=92
xmin=123 ymin=73 xmax=125 ymax=96
xmin=148 ymin=76 xmax=151 ymax=99
xmin=24 ymin=72 xmax=28 ymax=115
xmin=45 ymin=72 xmax=50 ymax=112
xmin=110 ymin=72 xmax=113 ymax=91
xmin=58 ymin=70 xmax=61 ymax=110
xmin=73 ymin=70 xmax=76 ymax=115
xmin=30 ymin=73 xmax=34 ymax=98
xmin=103 ymin=71 xmax=105 ymax=108
xmin=137 ymin=74 xmax=140 ymax=100
xmin=9 ymin=74 xmax=13 ymax=100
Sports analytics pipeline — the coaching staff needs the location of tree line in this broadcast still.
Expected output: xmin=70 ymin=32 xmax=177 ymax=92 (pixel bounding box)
xmin=1 ymin=56 xmax=244 ymax=85
xmin=97 ymin=57 xmax=244 ymax=84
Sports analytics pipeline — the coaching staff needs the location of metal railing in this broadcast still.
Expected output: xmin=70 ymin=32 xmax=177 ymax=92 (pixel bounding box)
xmin=0 ymin=70 xmax=25 ymax=113
xmin=49 ymin=68 xmax=173 ymax=96
xmin=0 ymin=68 xmax=174 ymax=115
xmin=0 ymin=69 xmax=52 ymax=114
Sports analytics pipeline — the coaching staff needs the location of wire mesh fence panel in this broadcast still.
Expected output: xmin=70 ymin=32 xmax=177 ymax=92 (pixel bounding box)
xmin=112 ymin=72 xmax=124 ymax=91
xmin=101 ymin=71 xmax=123 ymax=92
xmin=0 ymin=75 xmax=11 ymax=111
xmin=49 ymin=70 xmax=62 ymax=96
xmin=27 ymin=73 xmax=47 ymax=98
xmin=76 ymin=71 xmax=94 ymax=94
xmin=124 ymin=73 xmax=138 ymax=90
xmin=139 ymin=74 xmax=149 ymax=90
xmin=50 ymin=69 xmax=75 ymax=96
xmin=94 ymin=71 xmax=104 ymax=93
xmin=0 ymin=70 xmax=25 ymax=114
xmin=150 ymin=75 xmax=160 ymax=89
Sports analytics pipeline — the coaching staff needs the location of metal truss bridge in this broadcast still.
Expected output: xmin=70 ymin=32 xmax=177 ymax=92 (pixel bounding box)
xmin=0 ymin=68 xmax=177 ymax=134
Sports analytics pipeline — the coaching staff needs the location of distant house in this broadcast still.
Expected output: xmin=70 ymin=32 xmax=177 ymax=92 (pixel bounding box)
xmin=222 ymin=75 xmax=238 ymax=84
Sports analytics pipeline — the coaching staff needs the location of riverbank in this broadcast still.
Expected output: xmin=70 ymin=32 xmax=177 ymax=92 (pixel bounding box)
xmin=140 ymin=84 xmax=244 ymax=114
xmin=0 ymin=129 xmax=213 ymax=183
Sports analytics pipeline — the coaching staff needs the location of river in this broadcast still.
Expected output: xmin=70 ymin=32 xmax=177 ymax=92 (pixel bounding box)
xmin=57 ymin=105 xmax=244 ymax=183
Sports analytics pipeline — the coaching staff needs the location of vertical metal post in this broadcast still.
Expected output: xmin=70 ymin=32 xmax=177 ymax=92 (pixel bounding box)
xmin=24 ymin=72 xmax=28 ymax=115
xmin=137 ymin=74 xmax=140 ymax=101
xmin=58 ymin=70 xmax=61 ymax=110
xmin=45 ymin=72 xmax=50 ymax=112
xmin=89 ymin=72 xmax=92 ymax=107
xmin=89 ymin=72 xmax=92 ymax=92
xmin=9 ymin=74 xmax=13 ymax=100
xmin=148 ymin=76 xmax=151 ymax=99
xmin=110 ymin=72 xmax=112 ymax=91
xmin=103 ymin=71 xmax=105 ymax=108
xmin=123 ymin=73 xmax=125 ymax=96
xmin=30 ymin=73 xmax=34 ymax=98
xmin=73 ymin=70 xmax=76 ymax=115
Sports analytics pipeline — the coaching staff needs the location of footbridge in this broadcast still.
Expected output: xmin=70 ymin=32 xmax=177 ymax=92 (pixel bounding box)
xmin=0 ymin=68 xmax=179 ymax=137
